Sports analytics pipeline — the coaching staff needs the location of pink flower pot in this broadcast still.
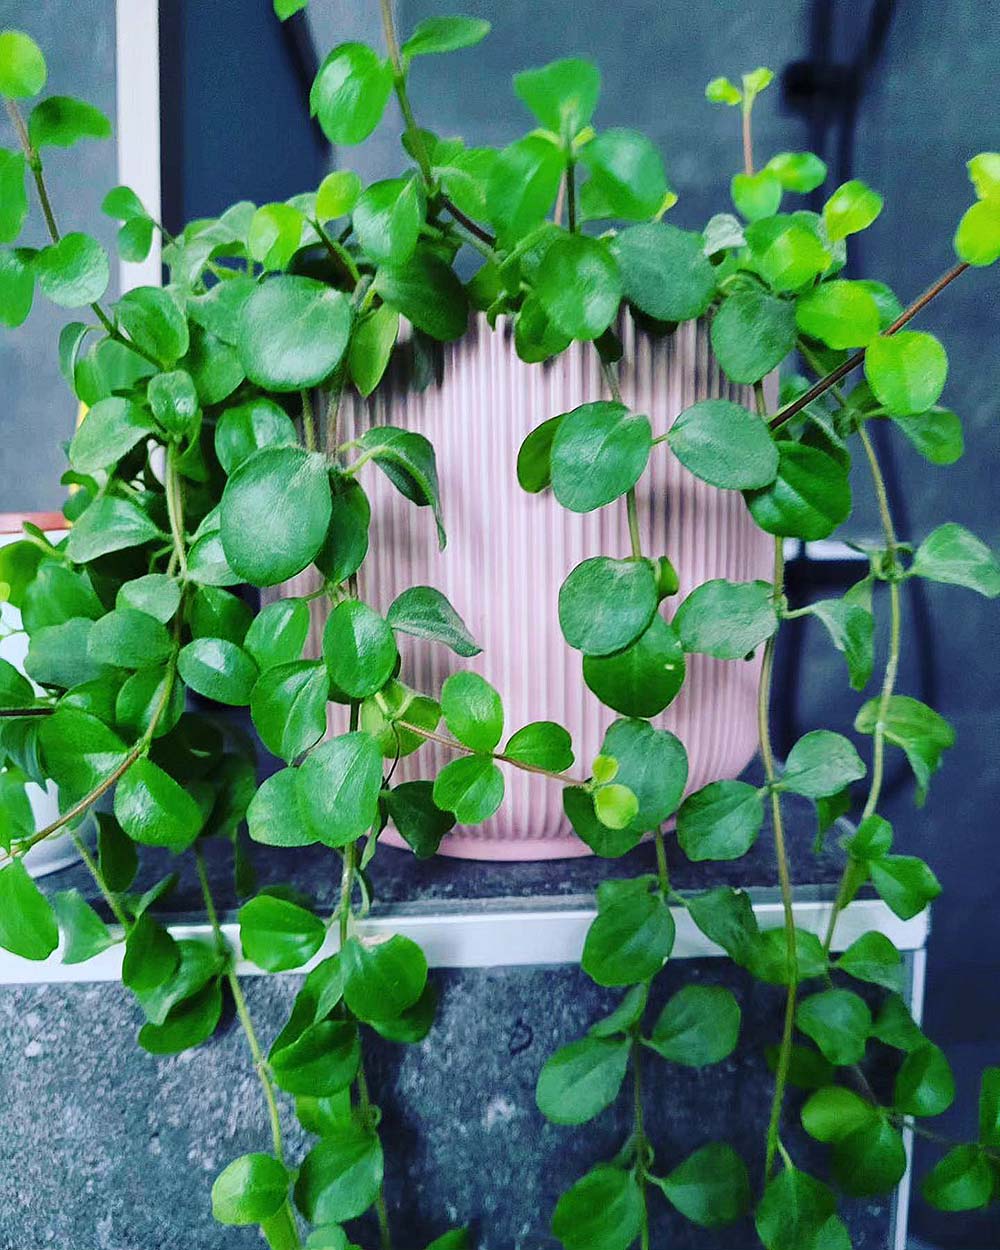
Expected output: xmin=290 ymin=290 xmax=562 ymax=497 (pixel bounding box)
xmin=282 ymin=315 xmax=773 ymax=859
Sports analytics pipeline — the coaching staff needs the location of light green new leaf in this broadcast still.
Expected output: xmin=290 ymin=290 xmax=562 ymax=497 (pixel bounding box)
xmin=401 ymin=16 xmax=491 ymax=58
xmin=353 ymin=177 xmax=423 ymax=266
xmin=316 ymin=170 xmax=361 ymax=221
xmin=513 ymin=57 xmax=600 ymax=137
xmin=796 ymin=279 xmax=881 ymax=349
xmin=766 ymin=151 xmax=828 ymax=193
xmin=954 ymin=197 xmax=1000 ymax=266
xmin=746 ymin=215 xmax=830 ymax=291
xmin=823 ymin=179 xmax=883 ymax=241
xmin=0 ymin=31 xmax=47 ymax=98
xmin=310 ymin=43 xmax=392 ymax=145
xmin=892 ymin=407 xmax=964 ymax=466
xmin=247 ymin=202 xmax=305 ymax=270
xmin=731 ymin=170 xmax=782 ymax=221
xmin=580 ymin=130 xmax=670 ymax=222
xmin=486 ymin=136 xmax=563 ymax=245
xmin=865 ymin=330 xmax=948 ymax=416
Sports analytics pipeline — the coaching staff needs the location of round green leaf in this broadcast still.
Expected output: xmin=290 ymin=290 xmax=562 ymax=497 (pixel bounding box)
xmin=342 ymin=932 xmax=427 ymax=1021
xmin=513 ymin=57 xmax=600 ymax=137
xmin=247 ymin=768 xmax=318 ymax=848
xmin=237 ymin=277 xmax=351 ymax=391
xmin=558 ymin=557 xmax=658 ymax=655
xmin=954 ymin=197 xmax=1000 ymax=266
xmin=316 ymin=170 xmax=362 ymax=221
xmin=69 ymin=396 xmax=151 ymax=472
xmin=894 ymin=1042 xmax=955 ymax=1117
xmin=28 ymin=95 xmax=110 ymax=148
xmin=503 ymin=721 xmax=574 ymax=772
xmin=583 ymin=614 xmax=685 ymax=717
xmin=114 ymin=759 xmax=204 ymax=852
xmin=383 ymin=780 xmax=455 ymax=858
xmin=294 ymin=1126 xmax=384 ymax=1225
xmin=550 ymin=401 xmax=651 ymax=512
xmin=239 ymin=894 xmax=326 ymax=972
xmin=673 ymin=578 xmax=777 ymax=659
xmin=796 ymin=988 xmax=871 ymax=1066
xmin=801 ymin=1086 xmax=877 ymax=1143
xmin=220 ymin=446 xmax=332 ymax=587
xmin=667 ymin=399 xmax=778 ymax=490
xmin=921 ymin=1146 xmax=995 ymax=1212
xmin=178 ymin=638 xmax=259 ymax=706
xmin=0 ymin=150 xmax=27 ymax=243
xmin=582 ymin=877 xmax=675 ymax=986
xmin=796 ymin=279 xmax=881 ymax=349
xmin=744 ymin=441 xmax=851 ymax=540
xmin=516 ymin=415 xmax=563 ymax=493
xmin=766 ymin=151 xmax=828 ymax=193
xmin=401 ymin=15 xmax=491 ymax=57
xmin=147 ymin=369 xmax=200 ymax=438
xmin=832 ymin=1119 xmax=907 ymax=1197
xmin=34 ymin=232 xmax=109 ymax=307
xmin=115 ymin=286 xmax=189 ymax=365
xmin=677 ymin=780 xmax=764 ymax=862
xmin=244 ymin=598 xmax=310 ymax=671
xmin=212 ymin=1153 xmax=289 ymax=1226
xmin=731 ymin=170 xmax=782 ymax=221
xmin=911 ymin=522 xmax=1000 ymax=597
xmin=248 ymin=202 xmax=306 ymax=270
xmin=486 ymin=136 xmax=563 ymax=244
xmin=657 ymin=1142 xmax=752 ymax=1228
xmin=745 ymin=216 xmax=830 ymax=291
xmin=432 ymin=756 xmax=504 ymax=825
xmin=0 ymin=31 xmax=46 ymax=98
xmin=372 ymin=247 xmax=468 ymax=342
xmin=116 ymin=665 xmax=185 ymax=739
xmin=440 ymin=670 xmax=503 ymax=752
xmin=249 ymin=659 xmax=328 ymax=761
xmin=823 ymin=178 xmax=883 ymax=241
xmin=353 ymin=177 xmax=423 ymax=266
xmin=711 ymin=287 xmax=796 ymax=384
xmin=599 ymin=717 xmax=688 ymax=835
xmin=0 ymin=246 xmax=34 ymax=327
xmin=0 ymin=861 xmax=58 ymax=960
xmin=535 ymin=234 xmax=622 ymax=341
xmin=215 ymin=397 xmax=297 ymax=475
xmin=551 ymin=1166 xmax=643 ymax=1250
xmin=864 ymin=330 xmax=948 ymax=416
xmin=535 ymin=1035 xmax=630 ymax=1124
xmin=323 ymin=599 xmax=397 ymax=699
xmin=271 ymin=1020 xmax=360 ymax=1095
xmin=755 ymin=1168 xmax=836 ymax=1250
xmin=780 ymin=730 xmax=866 ymax=798
xmin=580 ymin=130 xmax=670 ymax=221
xmin=648 ymin=984 xmax=741 ymax=1066
xmin=296 ymin=731 xmax=384 ymax=846
xmin=87 ymin=607 xmax=173 ymax=669
xmin=310 ymin=43 xmax=392 ymax=145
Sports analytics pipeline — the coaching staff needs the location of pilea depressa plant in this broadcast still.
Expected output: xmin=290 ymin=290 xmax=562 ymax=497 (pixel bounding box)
xmin=2 ymin=8 xmax=1000 ymax=1249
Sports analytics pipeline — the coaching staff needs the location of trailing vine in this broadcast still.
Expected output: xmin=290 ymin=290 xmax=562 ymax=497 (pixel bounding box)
xmin=0 ymin=11 xmax=999 ymax=1250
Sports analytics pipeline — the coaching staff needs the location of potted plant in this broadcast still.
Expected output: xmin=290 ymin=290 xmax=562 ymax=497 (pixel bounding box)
xmin=1 ymin=8 xmax=999 ymax=1250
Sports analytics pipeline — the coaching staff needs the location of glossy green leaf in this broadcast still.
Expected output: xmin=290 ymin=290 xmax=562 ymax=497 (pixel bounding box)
xmin=116 ymin=286 xmax=189 ymax=365
xmin=580 ymin=130 xmax=670 ymax=221
xmin=730 ymin=168 xmax=782 ymax=221
xmin=549 ymin=401 xmax=650 ymax=512
xmin=212 ymin=1153 xmax=289 ymax=1226
xmin=237 ymin=276 xmax=351 ymax=391
xmin=0 ymin=245 xmax=34 ymax=326
xmin=870 ymin=993 xmax=927 ymax=1052
xmin=820 ymin=178 xmax=882 ymax=241
xmin=383 ymin=780 xmax=455 ymax=858
xmin=655 ymin=1142 xmax=751 ymax=1228
xmin=745 ymin=440 xmax=851 ymax=540
xmin=677 ymin=779 xmax=763 ymax=862
xmin=214 ymin=398 xmax=297 ymax=475
xmin=178 ymin=638 xmax=258 ymax=706
xmin=355 ymin=425 xmax=446 ymax=546
xmin=673 ymin=578 xmax=777 ymax=659
xmin=513 ymin=57 xmax=600 ymax=136
xmin=121 ymin=911 xmax=179 ymax=993
xmin=239 ymin=893 xmax=326 ymax=972
xmin=536 ymin=1034 xmax=630 ymax=1124
xmin=892 ymin=407 xmax=964 ymax=466
xmin=894 ymin=1041 xmax=955 ymax=1117
xmin=317 ymin=476 xmax=372 ymax=581
xmin=501 ymin=722 xmax=574 ymax=772
xmin=779 ymin=730 xmax=866 ymax=797
xmin=0 ymin=860 xmax=58 ymax=960
xmin=535 ymin=234 xmax=621 ymax=341
xmin=439 ymin=671 xmax=503 ymax=751
xmin=432 ymin=756 xmax=504 ymax=824
xmin=34 ymin=232 xmax=109 ymax=307
xmin=248 ymin=202 xmax=305 ymax=270
xmin=746 ymin=216 xmax=829 ymax=291
xmin=796 ymin=279 xmax=881 ymax=349
xmin=295 ymin=1125 xmax=384 ymax=1225
xmin=402 ymin=15 xmax=490 ymax=57
xmin=954 ymin=197 xmax=1000 ymax=266
xmin=244 ymin=598 xmax=309 ymax=672
xmin=921 ymin=1146 xmax=995 ymax=1212
xmin=349 ymin=304 xmax=399 ymax=397
xmin=865 ymin=331 xmax=948 ymax=416
xmin=831 ymin=1118 xmax=907 ymax=1197
xmin=353 ymin=177 xmax=423 ymax=266
xmin=147 ymin=369 xmax=200 ymax=439
xmin=551 ymin=1166 xmax=643 ymax=1250
xmin=796 ymin=988 xmax=871 ymax=1065
xmin=271 ymin=1019 xmax=360 ymax=1095
xmin=116 ymin=666 xmax=184 ymax=739
xmin=766 ymin=151 xmax=828 ymax=193
xmin=0 ymin=149 xmax=27 ymax=243
xmin=647 ymin=984 xmax=741 ymax=1066
xmin=65 ymin=495 xmax=162 ymax=563
xmin=296 ymin=732 xmax=384 ymax=846
xmin=801 ymin=1085 xmax=878 ymax=1142
xmin=87 ymin=608 xmax=172 ymax=669
xmin=583 ymin=614 xmax=685 ymax=717
xmin=386 ymin=585 xmax=480 ymax=656
xmin=668 ymin=399 xmax=778 ymax=490
xmin=114 ymin=759 xmax=203 ymax=852
xmin=373 ymin=247 xmax=468 ymax=342
xmin=188 ymin=586 xmax=252 ymax=644
xmin=558 ymin=556 xmax=658 ymax=655
xmin=310 ymin=42 xmax=392 ymax=145
xmin=755 ymin=1168 xmax=836 ymax=1250
xmin=323 ymin=599 xmax=397 ymax=700
xmin=486 ymin=136 xmax=563 ymax=245
xmin=711 ymin=286 xmax=796 ymax=384
xmin=316 ymin=170 xmax=361 ymax=221
xmin=38 ymin=708 xmax=127 ymax=801
xmin=342 ymin=932 xmax=427 ymax=1021
xmin=0 ymin=31 xmax=46 ymax=98
xmin=582 ymin=876 xmax=675 ymax=986
xmin=247 ymin=768 xmax=318 ymax=848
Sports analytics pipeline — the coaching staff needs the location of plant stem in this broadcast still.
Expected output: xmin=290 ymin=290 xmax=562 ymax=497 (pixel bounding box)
xmin=626 ymin=488 xmax=643 ymax=559
xmin=769 ymin=262 xmax=970 ymax=432
xmin=741 ymin=103 xmax=754 ymax=176
xmin=71 ymin=830 xmax=130 ymax=928
xmin=653 ymin=827 xmax=670 ymax=894
xmin=631 ymin=1033 xmax=651 ymax=1250
xmin=0 ymin=707 xmax=54 ymax=718
xmin=357 ymin=1063 xmax=394 ymax=1250
xmin=566 ymin=159 xmax=577 ymax=232
xmin=395 ymin=719 xmax=584 ymax=785
xmin=165 ymin=444 xmax=188 ymax=575
xmin=760 ymin=534 xmax=798 ymax=1177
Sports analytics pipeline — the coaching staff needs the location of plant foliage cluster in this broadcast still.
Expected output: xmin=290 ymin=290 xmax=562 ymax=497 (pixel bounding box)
xmin=1 ymin=9 xmax=999 ymax=1249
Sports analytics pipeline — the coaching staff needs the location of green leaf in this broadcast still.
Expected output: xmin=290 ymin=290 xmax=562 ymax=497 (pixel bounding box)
xmin=53 ymin=889 xmax=114 ymax=964
xmin=316 ymin=170 xmax=361 ymax=221
xmin=38 ymin=708 xmax=127 ymax=801
xmin=551 ymin=1166 xmax=643 ymax=1250
xmin=677 ymin=779 xmax=763 ymax=862
xmin=147 ymin=369 xmax=200 ymax=439
xmin=271 ymin=1019 xmax=360 ymax=1095
xmin=244 ymin=599 xmax=309 ymax=671
xmin=795 ymin=988 xmax=871 ymax=1065
xmin=237 ymin=276 xmax=351 ymax=390
xmin=117 ymin=216 xmax=154 ymax=262
xmin=361 ymin=680 xmax=440 ymax=759
xmin=865 ymin=330 xmax=948 ymax=416
xmin=757 ymin=1173 xmax=841 ymax=1250
xmin=667 ymin=399 xmax=778 ymax=490
xmin=401 ymin=16 xmax=491 ymax=57
xmin=221 ymin=447 xmax=332 ymax=587
xmin=349 ymin=304 xmax=399 ymax=397
xmin=558 ymin=556 xmax=658 ymax=655
xmin=212 ymin=1153 xmax=289 ymax=1226
xmin=432 ymin=756 xmax=504 ymax=824
xmin=796 ymin=279 xmax=881 ymax=349
xmin=610 ymin=222 xmax=715 ymax=321
xmin=439 ymin=671 xmax=503 ymax=751
xmin=655 ymin=1142 xmax=751 ymax=1228
xmin=911 ymin=522 xmax=1000 ymax=596
xmin=673 ymin=578 xmax=777 ymax=659
xmin=854 ymin=694 xmax=954 ymax=802
xmin=593 ymin=783 xmax=638 ymax=829
xmin=310 ymin=42 xmax=392 ymax=145
xmin=836 ymin=931 xmax=904 ymax=993
xmin=922 ymin=1145 xmax=995 ymax=1212
xmin=323 ymin=599 xmax=397 ymax=699
xmin=35 ymin=231 xmax=109 ymax=307
xmin=806 ymin=595 xmax=874 ymax=691
xmin=580 ymin=130 xmax=669 ymax=221
xmin=296 ymin=732 xmax=384 ymax=846
xmin=0 ymin=31 xmax=46 ymax=97
xmin=705 ymin=76 xmax=741 ymax=106
xmin=549 ymin=401 xmax=651 ymax=512
xmin=0 ymin=861 xmax=58 ymax=960
xmin=295 ymin=1126 xmax=384 ymax=1224
xmin=0 ymin=149 xmax=27 ymax=242
xmin=766 ymin=151 xmax=828 ymax=193
xmin=870 ymin=993 xmax=926 ymax=1052
xmin=87 ymin=608 xmax=173 ymax=669
xmin=114 ymin=759 xmax=204 ymax=852
xmin=121 ymin=912 xmax=179 ymax=993
xmin=65 ymin=495 xmax=162 ymax=563
xmin=516 ymin=415 xmax=563 ymax=492
xmin=583 ymin=614 xmax=685 ymax=718
xmin=0 ymin=656 xmax=34 ymax=709
xmin=115 ymin=286 xmax=189 ymax=365
xmin=386 ymin=585 xmax=480 ymax=656
xmin=779 ymin=730 xmax=866 ymax=798
xmin=513 ymin=57 xmax=600 ymax=137
xmin=486 ymin=136 xmax=563 ymax=245
xmin=954 ymin=197 xmax=1000 ymax=266
xmin=274 ymin=0 xmax=309 ymax=18
xmin=503 ymin=721 xmax=574 ymax=772
xmin=317 ymin=477 xmax=371 ymax=582
xmin=239 ymin=894 xmax=326 ymax=972
xmin=801 ymin=1085 xmax=878 ymax=1142
xmin=744 ymin=440 xmax=851 ymax=540
xmin=731 ymin=170 xmax=782 ymax=221
xmin=248 ymin=202 xmax=306 ymax=270
xmin=373 ymin=247 xmax=468 ymax=342
xmin=214 ymin=397 xmax=297 ymax=475
xmin=0 ymin=245 xmax=34 ymax=326
xmin=589 ymin=985 xmax=648 ymax=1039
xmin=980 ymin=1066 xmax=1000 ymax=1148
xmin=894 ymin=1041 xmax=955 ymax=1117
xmin=383 ymin=780 xmax=455 ymax=858
xmin=831 ymin=1118 xmax=907 ymax=1197
xmin=750 ymin=924 xmax=826 ymax=984
xmin=844 ymin=812 xmax=893 ymax=860
xmin=536 ymin=1034 xmax=630 ymax=1125
xmin=247 ymin=768 xmax=317 ymax=848
xmin=746 ymin=216 xmax=830 ymax=290
xmin=355 ymin=425 xmax=446 ymax=546
xmin=117 ymin=665 xmax=184 ymax=740
xmin=178 ymin=638 xmax=258 ymax=706
xmin=535 ymin=234 xmax=621 ymax=341
xmin=892 ymin=406 xmax=964 ymax=466
xmin=353 ymin=177 xmax=423 ymax=266
xmin=24 ymin=619 xmax=110 ymax=689
xmin=342 ymin=932 xmax=427 ymax=1021
xmin=137 ymin=977 xmax=223 ymax=1053
xmin=582 ymin=877 xmax=675 ymax=986
xmin=823 ymin=179 xmax=883 ymax=241
xmin=188 ymin=585 xmax=252 ymax=644
xmin=647 ymin=984 xmax=741 ymax=1066
xmin=711 ymin=286 xmax=796 ymax=384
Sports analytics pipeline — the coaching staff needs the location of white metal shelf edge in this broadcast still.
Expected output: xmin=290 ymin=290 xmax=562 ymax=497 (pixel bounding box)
xmin=0 ymin=897 xmax=928 ymax=986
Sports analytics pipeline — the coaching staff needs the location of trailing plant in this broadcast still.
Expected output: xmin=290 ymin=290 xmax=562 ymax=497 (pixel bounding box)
xmin=0 ymin=9 xmax=999 ymax=1250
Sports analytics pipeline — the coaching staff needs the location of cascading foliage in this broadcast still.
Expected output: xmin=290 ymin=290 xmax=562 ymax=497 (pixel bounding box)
xmin=1 ymin=9 xmax=1000 ymax=1250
